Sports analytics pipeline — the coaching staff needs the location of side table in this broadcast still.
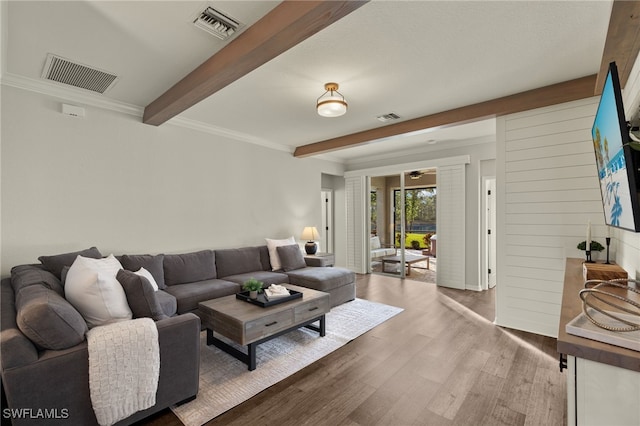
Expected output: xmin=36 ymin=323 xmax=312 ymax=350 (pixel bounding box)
xmin=304 ymin=252 xmax=334 ymax=267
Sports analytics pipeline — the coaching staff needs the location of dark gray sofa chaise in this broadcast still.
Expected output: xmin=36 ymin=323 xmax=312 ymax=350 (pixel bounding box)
xmin=1 ymin=244 xmax=354 ymax=425
xmin=1 ymin=265 xmax=201 ymax=426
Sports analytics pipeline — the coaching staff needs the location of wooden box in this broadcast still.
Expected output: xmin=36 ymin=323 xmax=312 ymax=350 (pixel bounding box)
xmin=582 ymin=262 xmax=628 ymax=283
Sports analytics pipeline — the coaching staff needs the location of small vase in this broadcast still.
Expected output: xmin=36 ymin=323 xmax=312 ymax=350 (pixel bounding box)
xmin=249 ymin=290 xmax=258 ymax=299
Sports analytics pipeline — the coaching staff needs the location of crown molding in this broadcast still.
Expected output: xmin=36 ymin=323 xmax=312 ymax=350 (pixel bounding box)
xmin=1 ymin=72 xmax=143 ymax=116
xmin=1 ymin=72 xmax=303 ymax=156
xmin=167 ymin=116 xmax=292 ymax=154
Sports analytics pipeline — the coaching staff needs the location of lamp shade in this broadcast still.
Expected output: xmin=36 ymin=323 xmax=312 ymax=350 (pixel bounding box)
xmin=301 ymin=226 xmax=320 ymax=241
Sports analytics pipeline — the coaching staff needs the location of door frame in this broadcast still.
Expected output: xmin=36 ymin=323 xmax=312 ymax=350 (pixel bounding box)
xmin=320 ymin=189 xmax=334 ymax=253
xmin=481 ymin=176 xmax=496 ymax=290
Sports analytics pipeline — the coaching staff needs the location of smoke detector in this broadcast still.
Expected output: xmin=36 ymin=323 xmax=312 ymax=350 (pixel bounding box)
xmin=41 ymin=54 xmax=119 ymax=94
xmin=193 ymin=6 xmax=243 ymax=40
xmin=376 ymin=113 xmax=401 ymax=122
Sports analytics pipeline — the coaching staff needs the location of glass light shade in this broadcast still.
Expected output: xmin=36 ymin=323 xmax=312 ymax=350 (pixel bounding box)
xmin=317 ymin=97 xmax=347 ymax=117
xmin=316 ymin=82 xmax=347 ymax=117
xmin=301 ymin=226 xmax=320 ymax=241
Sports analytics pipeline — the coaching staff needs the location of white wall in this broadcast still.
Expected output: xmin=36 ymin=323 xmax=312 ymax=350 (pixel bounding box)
xmin=0 ymin=86 xmax=345 ymax=276
xmin=496 ymin=97 xmax=602 ymax=337
xmin=346 ymin=138 xmax=495 ymax=290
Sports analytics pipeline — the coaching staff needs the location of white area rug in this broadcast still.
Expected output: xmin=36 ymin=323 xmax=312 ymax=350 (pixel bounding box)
xmin=171 ymin=298 xmax=403 ymax=426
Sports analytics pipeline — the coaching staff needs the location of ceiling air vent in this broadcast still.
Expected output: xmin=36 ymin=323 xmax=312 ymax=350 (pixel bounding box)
xmin=376 ymin=113 xmax=401 ymax=122
xmin=193 ymin=6 xmax=243 ymax=40
xmin=41 ymin=54 xmax=119 ymax=94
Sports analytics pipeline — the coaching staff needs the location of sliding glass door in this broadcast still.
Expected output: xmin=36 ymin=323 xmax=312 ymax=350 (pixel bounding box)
xmin=369 ymin=172 xmax=406 ymax=277
xmin=369 ymin=170 xmax=437 ymax=279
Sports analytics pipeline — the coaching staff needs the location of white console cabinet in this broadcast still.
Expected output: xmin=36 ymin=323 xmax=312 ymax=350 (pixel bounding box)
xmin=566 ymin=355 xmax=640 ymax=425
xmin=558 ymin=259 xmax=640 ymax=426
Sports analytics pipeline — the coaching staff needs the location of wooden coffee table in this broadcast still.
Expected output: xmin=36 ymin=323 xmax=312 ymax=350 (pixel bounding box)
xmin=198 ymin=284 xmax=330 ymax=370
xmin=382 ymin=253 xmax=430 ymax=274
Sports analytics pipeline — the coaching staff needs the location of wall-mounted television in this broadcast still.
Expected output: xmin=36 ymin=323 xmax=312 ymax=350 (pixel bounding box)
xmin=591 ymin=61 xmax=640 ymax=232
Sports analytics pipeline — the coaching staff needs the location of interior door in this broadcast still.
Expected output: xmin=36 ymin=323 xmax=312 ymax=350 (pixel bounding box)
xmin=487 ymin=178 xmax=497 ymax=289
xmin=320 ymin=190 xmax=333 ymax=253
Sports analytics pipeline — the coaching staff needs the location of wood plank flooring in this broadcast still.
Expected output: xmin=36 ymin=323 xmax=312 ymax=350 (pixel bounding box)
xmin=140 ymin=274 xmax=566 ymax=426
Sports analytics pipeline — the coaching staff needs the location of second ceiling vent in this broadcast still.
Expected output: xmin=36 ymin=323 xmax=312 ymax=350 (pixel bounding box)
xmin=193 ymin=6 xmax=243 ymax=40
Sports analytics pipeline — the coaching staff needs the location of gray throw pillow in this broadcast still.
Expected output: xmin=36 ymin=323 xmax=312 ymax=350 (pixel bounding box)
xmin=38 ymin=247 xmax=102 ymax=279
xmin=116 ymin=269 xmax=168 ymax=321
xmin=11 ymin=264 xmax=64 ymax=296
xmin=119 ymin=254 xmax=166 ymax=289
xmin=276 ymin=244 xmax=307 ymax=272
xmin=16 ymin=284 xmax=88 ymax=350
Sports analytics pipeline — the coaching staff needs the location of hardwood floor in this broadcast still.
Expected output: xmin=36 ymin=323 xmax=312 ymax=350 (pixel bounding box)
xmin=141 ymin=274 xmax=566 ymax=426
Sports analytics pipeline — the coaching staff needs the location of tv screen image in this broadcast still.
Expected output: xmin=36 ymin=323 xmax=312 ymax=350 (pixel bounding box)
xmin=592 ymin=62 xmax=640 ymax=232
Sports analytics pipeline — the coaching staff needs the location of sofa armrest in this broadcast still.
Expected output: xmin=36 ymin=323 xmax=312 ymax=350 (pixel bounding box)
xmin=2 ymin=313 xmax=201 ymax=426
xmin=121 ymin=313 xmax=201 ymax=424
xmin=1 ymin=278 xmax=38 ymax=370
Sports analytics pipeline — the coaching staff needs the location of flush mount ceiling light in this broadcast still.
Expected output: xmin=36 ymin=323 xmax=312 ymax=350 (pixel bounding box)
xmin=409 ymin=171 xmax=423 ymax=180
xmin=316 ymin=82 xmax=347 ymax=117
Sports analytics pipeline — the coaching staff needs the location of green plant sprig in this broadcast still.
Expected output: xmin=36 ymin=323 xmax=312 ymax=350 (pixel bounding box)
xmin=242 ymin=278 xmax=263 ymax=292
xmin=577 ymin=240 xmax=605 ymax=252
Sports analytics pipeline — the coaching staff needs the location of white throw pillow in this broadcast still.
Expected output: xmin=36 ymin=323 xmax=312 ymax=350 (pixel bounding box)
xmin=65 ymin=254 xmax=132 ymax=328
xmin=265 ymin=236 xmax=296 ymax=271
xmin=134 ymin=267 xmax=159 ymax=291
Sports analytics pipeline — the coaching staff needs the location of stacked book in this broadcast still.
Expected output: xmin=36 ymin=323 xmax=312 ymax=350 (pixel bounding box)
xmin=264 ymin=284 xmax=290 ymax=301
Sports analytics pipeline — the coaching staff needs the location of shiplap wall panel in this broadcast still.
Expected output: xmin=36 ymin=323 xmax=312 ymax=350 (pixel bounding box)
xmin=507 ymin=129 xmax=592 ymax=151
xmin=506 ymin=189 xmax=600 ymax=203
xmin=436 ymin=164 xmax=466 ymax=289
xmin=496 ymin=97 xmax=600 ymax=337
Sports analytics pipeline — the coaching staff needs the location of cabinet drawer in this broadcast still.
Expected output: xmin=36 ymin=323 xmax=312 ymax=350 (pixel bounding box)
xmin=244 ymin=309 xmax=294 ymax=343
xmin=294 ymin=297 xmax=330 ymax=322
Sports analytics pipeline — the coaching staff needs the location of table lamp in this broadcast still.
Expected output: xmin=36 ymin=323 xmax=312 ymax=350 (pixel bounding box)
xmin=301 ymin=226 xmax=320 ymax=254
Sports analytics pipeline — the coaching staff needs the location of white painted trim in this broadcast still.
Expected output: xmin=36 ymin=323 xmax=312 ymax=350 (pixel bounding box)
xmin=1 ymin=73 xmax=143 ymax=116
xmin=0 ymin=72 xmax=301 ymax=155
xmin=345 ymin=155 xmax=470 ymax=178
xmin=345 ymin=135 xmax=493 ymax=168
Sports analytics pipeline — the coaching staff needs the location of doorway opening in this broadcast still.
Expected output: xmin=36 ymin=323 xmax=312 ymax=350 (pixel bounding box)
xmin=369 ymin=170 xmax=436 ymax=281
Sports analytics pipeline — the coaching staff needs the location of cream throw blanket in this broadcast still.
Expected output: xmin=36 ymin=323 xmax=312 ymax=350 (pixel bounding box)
xmin=87 ymin=318 xmax=160 ymax=426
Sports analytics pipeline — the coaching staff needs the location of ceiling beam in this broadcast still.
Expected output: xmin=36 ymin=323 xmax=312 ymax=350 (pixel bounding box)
xmin=595 ymin=0 xmax=640 ymax=94
xmin=294 ymin=75 xmax=597 ymax=158
xmin=143 ymin=0 xmax=369 ymax=126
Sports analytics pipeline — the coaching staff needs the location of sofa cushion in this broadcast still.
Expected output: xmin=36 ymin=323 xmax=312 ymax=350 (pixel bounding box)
xmin=64 ymin=254 xmax=132 ymax=328
xmin=276 ymin=245 xmax=306 ymax=271
xmin=220 ymin=271 xmax=289 ymax=287
xmin=286 ymin=267 xmax=355 ymax=292
xmin=162 ymin=279 xmax=240 ymax=314
xmin=215 ymin=247 xmax=263 ymax=278
xmin=265 ymin=237 xmax=296 ymax=271
xmin=119 ymin=254 xmax=166 ymax=289
xmin=11 ymin=264 xmax=64 ymax=297
xmin=155 ymin=290 xmax=177 ymax=317
xmin=38 ymin=246 xmax=103 ymax=279
xmin=163 ymin=250 xmax=216 ymax=286
xmin=116 ymin=269 xmax=168 ymax=321
xmin=15 ymin=284 xmax=88 ymax=350
xmin=371 ymin=236 xmax=381 ymax=249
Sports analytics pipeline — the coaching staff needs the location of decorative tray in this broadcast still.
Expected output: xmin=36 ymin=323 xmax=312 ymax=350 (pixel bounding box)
xmin=236 ymin=289 xmax=302 ymax=307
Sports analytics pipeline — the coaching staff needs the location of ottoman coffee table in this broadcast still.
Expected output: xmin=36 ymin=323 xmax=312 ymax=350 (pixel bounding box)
xmin=198 ymin=284 xmax=330 ymax=370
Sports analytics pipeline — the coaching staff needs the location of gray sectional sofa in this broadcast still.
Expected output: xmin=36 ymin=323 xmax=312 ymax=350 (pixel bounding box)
xmin=1 ymin=244 xmax=355 ymax=425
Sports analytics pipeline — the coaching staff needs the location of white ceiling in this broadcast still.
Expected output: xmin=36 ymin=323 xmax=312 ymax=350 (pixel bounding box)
xmin=2 ymin=1 xmax=613 ymax=163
